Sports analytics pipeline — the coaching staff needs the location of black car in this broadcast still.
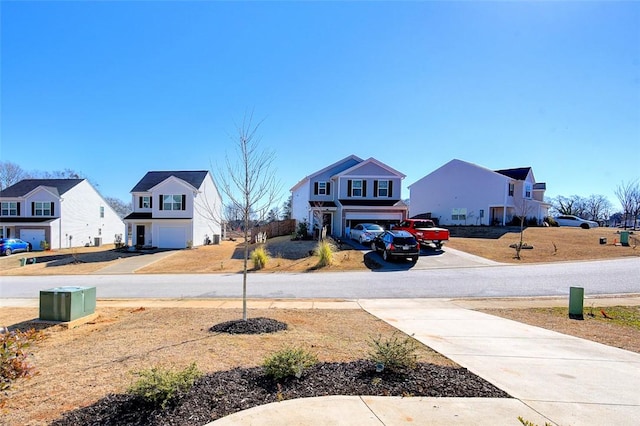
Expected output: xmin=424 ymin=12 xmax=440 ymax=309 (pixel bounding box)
xmin=370 ymin=230 xmax=420 ymax=263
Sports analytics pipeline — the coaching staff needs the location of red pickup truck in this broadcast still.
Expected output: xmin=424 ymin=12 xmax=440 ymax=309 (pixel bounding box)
xmin=392 ymin=219 xmax=449 ymax=249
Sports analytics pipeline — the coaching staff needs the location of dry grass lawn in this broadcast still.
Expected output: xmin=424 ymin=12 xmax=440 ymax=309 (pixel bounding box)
xmin=446 ymin=226 xmax=639 ymax=263
xmin=0 ymin=306 xmax=452 ymax=426
xmin=0 ymin=227 xmax=637 ymax=276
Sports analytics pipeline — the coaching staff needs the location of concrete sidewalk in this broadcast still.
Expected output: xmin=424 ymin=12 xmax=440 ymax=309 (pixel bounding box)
xmin=208 ymin=296 xmax=640 ymax=426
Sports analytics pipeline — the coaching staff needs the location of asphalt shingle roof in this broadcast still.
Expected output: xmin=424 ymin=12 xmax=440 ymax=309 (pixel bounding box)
xmin=130 ymin=171 xmax=209 ymax=192
xmin=0 ymin=179 xmax=84 ymax=198
xmin=494 ymin=167 xmax=531 ymax=181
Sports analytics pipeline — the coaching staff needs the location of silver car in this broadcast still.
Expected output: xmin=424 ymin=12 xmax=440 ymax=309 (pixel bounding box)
xmin=349 ymin=223 xmax=384 ymax=244
xmin=554 ymin=215 xmax=599 ymax=229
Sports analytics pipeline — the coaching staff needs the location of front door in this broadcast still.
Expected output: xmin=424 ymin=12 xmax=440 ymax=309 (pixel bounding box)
xmin=323 ymin=213 xmax=332 ymax=236
xmin=136 ymin=225 xmax=145 ymax=246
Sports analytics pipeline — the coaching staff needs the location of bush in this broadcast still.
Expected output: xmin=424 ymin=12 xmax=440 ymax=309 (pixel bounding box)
xmin=315 ymin=240 xmax=335 ymax=267
xmin=296 ymin=220 xmax=309 ymax=238
xmin=263 ymin=346 xmax=318 ymax=380
xmin=544 ymin=216 xmax=559 ymax=227
xmin=368 ymin=332 xmax=419 ymax=372
xmin=128 ymin=363 xmax=202 ymax=409
xmin=1 ymin=328 xmax=44 ymax=406
xmin=251 ymin=245 xmax=269 ymax=270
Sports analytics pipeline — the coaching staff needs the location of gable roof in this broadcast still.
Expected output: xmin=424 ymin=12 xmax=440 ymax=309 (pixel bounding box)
xmin=131 ymin=171 xmax=209 ymax=192
xmin=334 ymin=157 xmax=406 ymax=179
xmin=495 ymin=167 xmax=532 ymax=181
xmin=0 ymin=179 xmax=84 ymax=198
xmin=290 ymin=155 xmax=363 ymax=191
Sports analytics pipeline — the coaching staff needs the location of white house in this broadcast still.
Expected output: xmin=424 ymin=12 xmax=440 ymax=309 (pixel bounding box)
xmin=124 ymin=171 xmax=222 ymax=248
xmin=408 ymin=159 xmax=550 ymax=226
xmin=291 ymin=155 xmax=408 ymax=237
xmin=0 ymin=179 xmax=125 ymax=249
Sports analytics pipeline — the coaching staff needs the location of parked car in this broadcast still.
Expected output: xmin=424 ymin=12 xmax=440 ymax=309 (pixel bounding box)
xmin=0 ymin=238 xmax=33 ymax=256
xmin=554 ymin=215 xmax=599 ymax=229
xmin=350 ymin=223 xmax=385 ymax=244
xmin=370 ymin=230 xmax=420 ymax=263
xmin=391 ymin=218 xmax=449 ymax=249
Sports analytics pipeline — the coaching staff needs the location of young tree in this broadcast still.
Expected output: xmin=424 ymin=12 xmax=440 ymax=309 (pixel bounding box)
xmin=214 ymin=113 xmax=281 ymax=321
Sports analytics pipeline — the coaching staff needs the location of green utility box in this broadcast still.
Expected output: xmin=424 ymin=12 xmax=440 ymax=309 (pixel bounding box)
xmin=620 ymin=231 xmax=629 ymax=246
xmin=39 ymin=286 xmax=96 ymax=322
xmin=568 ymin=286 xmax=584 ymax=320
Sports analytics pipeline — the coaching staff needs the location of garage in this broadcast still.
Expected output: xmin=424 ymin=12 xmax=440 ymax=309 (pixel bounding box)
xmin=344 ymin=211 xmax=405 ymax=236
xmin=157 ymin=226 xmax=187 ymax=249
xmin=20 ymin=229 xmax=46 ymax=250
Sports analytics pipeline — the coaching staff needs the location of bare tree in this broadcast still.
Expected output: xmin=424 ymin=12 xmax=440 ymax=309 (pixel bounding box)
xmin=214 ymin=113 xmax=281 ymax=321
xmin=583 ymin=194 xmax=612 ymax=222
xmin=615 ymin=180 xmax=639 ymax=229
xmin=0 ymin=161 xmax=27 ymax=190
xmin=105 ymin=197 xmax=132 ymax=219
xmin=513 ymin=199 xmax=535 ymax=260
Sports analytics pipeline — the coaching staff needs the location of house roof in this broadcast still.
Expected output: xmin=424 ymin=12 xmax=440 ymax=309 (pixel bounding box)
xmin=290 ymin=155 xmax=363 ymax=191
xmin=131 ymin=171 xmax=209 ymax=192
xmin=494 ymin=167 xmax=531 ymax=180
xmin=333 ymin=157 xmax=406 ymax=179
xmin=0 ymin=179 xmax=84 ymax=198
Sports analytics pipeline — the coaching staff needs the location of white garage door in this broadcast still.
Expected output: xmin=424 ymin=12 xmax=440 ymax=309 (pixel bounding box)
xmin=158 ymin=226 xmax=187 ymax=249
xmin=20 ymin=229 xmax=46 ymax=249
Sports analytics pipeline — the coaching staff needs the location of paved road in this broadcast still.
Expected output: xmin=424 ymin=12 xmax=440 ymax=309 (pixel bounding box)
xmin=1 ymin=257 xmax=637 ymax=299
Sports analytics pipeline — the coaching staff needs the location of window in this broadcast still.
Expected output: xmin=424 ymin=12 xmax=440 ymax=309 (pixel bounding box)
xmin=377 ymin=180 xmax=389 ymax=197
xmin=318 ymin=182 xmax=327 ymax=195
xmin=100 ymin=206 xmax=105 ymax=218
xmin=34 ymin=202 xmax=52 ymax=216
xmin=1 ymin=202 xmax=18 ymax=216
xmin=508 ymin=183 xmax=514 ymax=197
xmin=351 ymin=180 xmax=363 ymax=197
xmin=162 ymin=194 xmax=184 ymax=210
xmin=524 ymin=184 xmax=532 ymax=199
xmin=141 ymin=196 xmax=152 ymax=208
xmin=452 ymin=208 xmax=467 ymax=221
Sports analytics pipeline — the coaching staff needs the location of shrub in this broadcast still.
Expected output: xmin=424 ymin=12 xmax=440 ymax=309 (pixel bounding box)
xmin=251 ymin=245 xmax=269 ymax=270
xmin=128 ymin=363 xmax=201 ymax=409
xmin=1 ymin=328 xmax=44 ymax=406
xmin=296 ymin=220 xmax=309 ymax=238
xmin=368 ymin=332 xmax=419 ymax=372
xmin=315 ymin=240 xmax=335 ymax=267
xmin=544 ymin=216 xmax=559 ymax=227
xmin=263 ymin=346 xmax=318 ymax=380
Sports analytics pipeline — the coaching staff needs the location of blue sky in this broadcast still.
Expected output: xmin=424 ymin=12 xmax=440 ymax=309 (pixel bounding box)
xmin=2 ymin=1 xmax=639 ymax=211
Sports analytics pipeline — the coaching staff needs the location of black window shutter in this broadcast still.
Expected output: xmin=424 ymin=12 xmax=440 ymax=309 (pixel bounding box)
xmin=32 ymin=202 xmax=35 ymax=215
xmin=373 ymin=181 xmax=378 ymax=197
xmin=150 ymin=197 xmax=153 ymax=209
xmin=363 ymin=181 xmax=367 ymax=197
xmin=314 ymin=182 xmax=318 ymax=195
xmin=182 ymin=195 xmax=186 ymax=210
xmin=139 ymin=197 xmax=143 ymax=208
xmin=347 ymin=180 xmax=352 ymax=195
xmin=17 ymin=202 xmax=20 ymax=215
xmin=389 ymin=181 xmax=393 ymax=197
xmin=159 ymin=195 xmax=163 ymax=210
xmin=51 ymin=202 xmax=55 ymax=216
xmin=326 ymin=182 xmax=331 ymax=195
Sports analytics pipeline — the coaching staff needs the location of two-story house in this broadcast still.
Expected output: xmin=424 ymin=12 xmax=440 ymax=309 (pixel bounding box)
xmin=0 ymin=179 xmax=125 ymax=249
xmin=408 ymin=159 xmax=550 ymax=226
xmin=123 ymin=171 xmax=222 ymax=249
xmin=290 ymin=155 xmax=408 ymax=238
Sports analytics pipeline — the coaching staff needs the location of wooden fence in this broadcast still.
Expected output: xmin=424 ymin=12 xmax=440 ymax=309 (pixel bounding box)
xmin=250 ymin=219 xmax=297 ymax=242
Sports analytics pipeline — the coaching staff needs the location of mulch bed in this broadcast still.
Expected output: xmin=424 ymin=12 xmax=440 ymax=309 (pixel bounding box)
xmin=50 ymin=360 xmax=509 ymax=426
